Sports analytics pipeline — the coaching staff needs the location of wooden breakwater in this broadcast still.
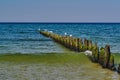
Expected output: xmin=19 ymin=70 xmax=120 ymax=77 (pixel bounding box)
xmin=39 ymin=30 xmax=120 ymax=73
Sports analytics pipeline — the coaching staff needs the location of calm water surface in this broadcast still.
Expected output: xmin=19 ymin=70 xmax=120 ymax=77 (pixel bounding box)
xmin=0 ymin=23 xmax=120 ymax=54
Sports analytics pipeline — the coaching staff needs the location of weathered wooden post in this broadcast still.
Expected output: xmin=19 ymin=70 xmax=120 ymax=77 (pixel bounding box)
xmin=64 ymin=37 xmax=66 ymax=45
xmin=73 ymin=38 xmax=76 ymax=51
xmin=79 ymin=38 xmax=83 ymax=51
xmin=76 ymin=38 xmax=80 ymax=52
xmin=66 ymin=37 xmax=69 ymax=48
xmin=68 ymin=37 xmax=70 ymax=49
xmin=84 ymin=38 xmax=88 ymax=51
xmin=70 ymin=37 xmax=72 ymax=50
xmin=95 ymin=43 xmax=99 ymax=61
xmin=109 ymin=55 xmax=116 ymax=70
xmin=65 ymin=36 xmax=68 ymax=47
xmin=92 ymin=43 xmax=99 ymax=62
xmin=74 ymin=38 xmax=78 ymax=51
xmin=72 ymin=38 xmax=75 ymax=50
xmin=105 ymin=45 xmax=111 ymax=68
xmin=118 ymin=64 xmax=120 ymax=73
xmin=99 ymin=47 xmax=105 ymax=65
xmin=62 ymin=37 xmax=64 ymax=45
xmin=88 ymin=40 xmax=92 ymax=50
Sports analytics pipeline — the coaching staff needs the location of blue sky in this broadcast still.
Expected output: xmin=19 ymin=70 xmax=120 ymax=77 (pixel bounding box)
xmin=0 ymin=0 xmax=120 ymax=22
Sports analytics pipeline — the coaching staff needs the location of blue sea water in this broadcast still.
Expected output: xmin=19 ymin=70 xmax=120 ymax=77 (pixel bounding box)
xmin=0 ymin=23 xmax=120 ymax=54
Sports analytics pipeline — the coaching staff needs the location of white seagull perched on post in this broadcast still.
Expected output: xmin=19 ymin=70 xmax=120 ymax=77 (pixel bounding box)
xmin=64 ymin=32 xmax=67 ymax=36
xmin=84 ymin=50 xmax=92 ymax=56
xmin=38 ymin=28 xmax=41 ymax=31
xmin=44 ymin=29 xmax=47 ymax=31
xmin=69 ymin=34 xmax=72 ymax=37
xmin=49 ymin=31 xmax=53 ymax=33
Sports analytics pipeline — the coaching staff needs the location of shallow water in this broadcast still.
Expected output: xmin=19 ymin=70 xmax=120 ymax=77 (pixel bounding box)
xmin=0 ymin=62 xmax=120 ymax=80
xmin=0 ymin=23 xmax=120 ymax=54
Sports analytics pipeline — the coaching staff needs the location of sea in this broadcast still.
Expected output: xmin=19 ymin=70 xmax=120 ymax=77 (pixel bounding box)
xmin=0 ymin=23 xmax=120 ymax=54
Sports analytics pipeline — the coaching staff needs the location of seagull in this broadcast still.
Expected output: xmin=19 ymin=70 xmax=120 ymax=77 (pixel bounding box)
xmin=44 ymin=29 xmax=47 ymax=31
xmin=64 ymin=32 xmax=67 ymax=35
xmin=84 ymin=50 xmax=92 ymax=56
xmin=38 ymin=28 xmax=41 ymax=31
xmin=49 ymin=31 xmax=53 ymax=33
xmin=69 ymin=34 xmax=72 ymax=37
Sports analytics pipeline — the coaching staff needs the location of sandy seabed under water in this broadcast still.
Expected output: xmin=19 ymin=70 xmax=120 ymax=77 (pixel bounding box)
xmin=0 ymin=62 xmax=120 ymax=80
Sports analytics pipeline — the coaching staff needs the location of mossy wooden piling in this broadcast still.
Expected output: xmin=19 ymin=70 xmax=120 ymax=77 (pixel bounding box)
xmin=92 ymin=43 xmax=99 ymax=62
xmin=39 ymin=30 xmax=119 ymax=73
xmin=105 ymin=45 xmax=111 ymax=68
xmin=118 ymin=64 xmax=120 ymax=73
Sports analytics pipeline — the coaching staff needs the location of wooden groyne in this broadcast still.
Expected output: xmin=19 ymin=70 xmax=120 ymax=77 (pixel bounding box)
xmin=39 ymin=30 xmax=120 ymax=73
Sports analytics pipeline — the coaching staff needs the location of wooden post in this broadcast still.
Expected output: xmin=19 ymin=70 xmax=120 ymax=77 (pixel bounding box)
xmin=69 ymin=37 xmax=73 ymax=50
xmin=105 ymin=45 xmax=111 ymax=68
xmin=79 ymin=38 xmax=83 ymax=51
xmin=76 ymin=38 xmax=80 ymax=52
xmin=88 ymin=40 xmax=92 ymax=50
xmin=99 ymin=47 xmax=105 ymax=65
xmin=92 ymin=43 xmax=99 ymax=62
xmin=118 ymin=64 xmax=120 ymax=73
xmin=73 ymin=38 xmax=76 ymax=51
xmin=109 ymin=55 xmax=116 ymax=70
xmin=84 ymin=38 xmax=88 ymax=50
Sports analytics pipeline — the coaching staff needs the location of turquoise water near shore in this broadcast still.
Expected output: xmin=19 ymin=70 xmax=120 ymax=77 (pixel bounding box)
xmin=0 ymin=23 xmax=120 ymax=54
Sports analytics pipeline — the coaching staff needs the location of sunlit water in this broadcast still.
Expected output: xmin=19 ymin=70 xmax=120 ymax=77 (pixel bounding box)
xmin=0 ymin=23 xmax=120 ymax=54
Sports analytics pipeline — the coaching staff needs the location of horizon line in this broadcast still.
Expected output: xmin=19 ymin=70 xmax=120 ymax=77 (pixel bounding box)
xmin=0 ymin=22 xmax=120 ymax=24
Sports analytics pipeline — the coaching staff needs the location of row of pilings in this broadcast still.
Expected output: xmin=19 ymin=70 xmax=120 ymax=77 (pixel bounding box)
xmin=39 ymin=30 xmax=120 ymax=73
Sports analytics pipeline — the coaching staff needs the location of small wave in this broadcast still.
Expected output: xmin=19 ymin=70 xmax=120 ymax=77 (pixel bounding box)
xmin=0 ymin=38 xmax=52 ymax=41
xmin=0 ymin=45 xmax=7 ymax=48
xmin=10 ymin=31 xmax=36 ymax=34
xmin=18 ymin=38 xmax=52 ymax=41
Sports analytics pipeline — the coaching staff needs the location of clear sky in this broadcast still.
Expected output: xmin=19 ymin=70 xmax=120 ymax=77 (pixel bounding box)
xmin=0 ymin=0 xmax=120 ymax=22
